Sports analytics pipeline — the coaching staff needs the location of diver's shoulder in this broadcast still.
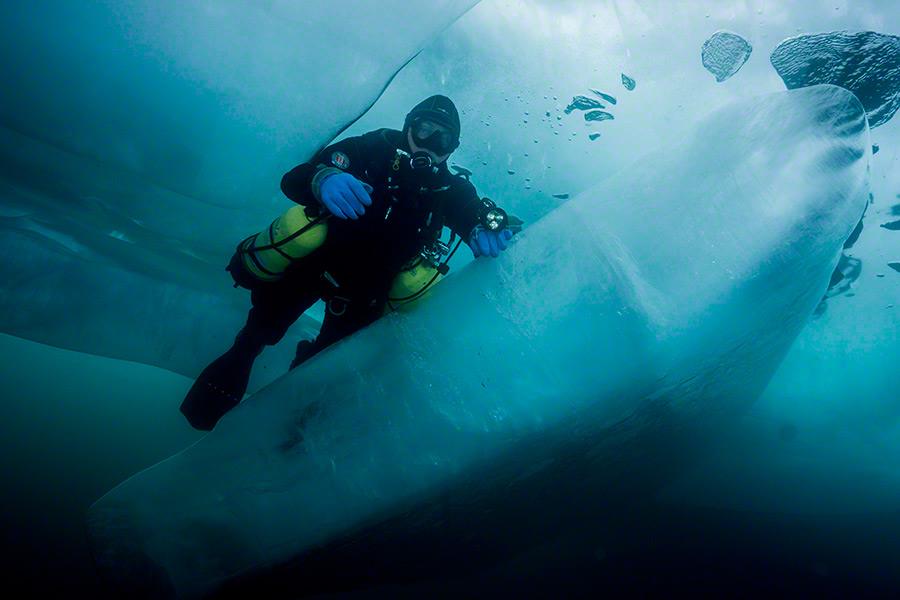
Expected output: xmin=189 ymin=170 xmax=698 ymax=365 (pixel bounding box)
xmin=441 ymin=163 xmax=475 ymax=186
xmin=363 ymin=128 xmax=403 ymax=148
xmin=442 ymin=170 xmax=478 ymax=200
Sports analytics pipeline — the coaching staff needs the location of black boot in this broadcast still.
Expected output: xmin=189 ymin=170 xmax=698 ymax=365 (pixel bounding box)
xmin=289 ymin=339 xmax=316 ymax=370
xmin=180 ymin=329 xmax=265 ymax=431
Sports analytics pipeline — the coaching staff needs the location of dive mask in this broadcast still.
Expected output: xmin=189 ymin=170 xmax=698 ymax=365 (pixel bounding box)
xmin=411 ymin=118 xmax=459 ymax=155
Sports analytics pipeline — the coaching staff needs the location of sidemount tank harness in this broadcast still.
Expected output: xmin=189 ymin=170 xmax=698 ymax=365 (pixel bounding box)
xmin=231 ymin=208 xmax=328 ymax=285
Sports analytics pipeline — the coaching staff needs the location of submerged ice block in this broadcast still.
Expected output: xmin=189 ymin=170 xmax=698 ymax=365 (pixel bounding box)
xmin=87 ymin=85 xmax=870 ymax=598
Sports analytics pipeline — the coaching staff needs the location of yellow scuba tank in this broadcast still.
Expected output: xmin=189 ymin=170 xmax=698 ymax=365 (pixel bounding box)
xmin=386 ymin=258 xmax=444 ymax=313
xmin=386 ymin=238 xmax=456 ymax=313
xmin=384 ymin=208 xmax=524 ymax=313
xmin=239 ymin=205 xmax=328 ymax=282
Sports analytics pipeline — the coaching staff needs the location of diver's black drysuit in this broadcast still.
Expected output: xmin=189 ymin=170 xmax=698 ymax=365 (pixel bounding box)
xmin=181 ymin=128 xmax=487 ymax=430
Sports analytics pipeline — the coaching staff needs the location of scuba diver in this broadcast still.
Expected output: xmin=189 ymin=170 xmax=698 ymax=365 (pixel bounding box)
xmin=181 ymin=95 xmax=515 ymax=431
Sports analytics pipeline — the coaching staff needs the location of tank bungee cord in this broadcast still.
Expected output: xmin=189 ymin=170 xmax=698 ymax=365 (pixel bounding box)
xmin=243 ymin=213 xmax=330 ymax=254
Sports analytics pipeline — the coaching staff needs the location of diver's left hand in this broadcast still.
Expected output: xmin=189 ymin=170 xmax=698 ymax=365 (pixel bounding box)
xmin=468 ymin=226 xmax=513 ymax=258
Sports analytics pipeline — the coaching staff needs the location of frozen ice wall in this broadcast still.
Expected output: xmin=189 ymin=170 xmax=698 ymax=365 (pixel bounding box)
xmin=344 ymin=0 xmax=900 ymax=514
xmin=87 ymin=84 xmax=870 ymax=597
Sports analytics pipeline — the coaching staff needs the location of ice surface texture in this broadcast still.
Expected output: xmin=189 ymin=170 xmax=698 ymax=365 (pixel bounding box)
xmin=87 ymin=85 xmax=870 ymax=598
xmin=771 ymin=31 xmax=900 ymax=128
xmin=701 ymin=31 xmax=752 ymax=82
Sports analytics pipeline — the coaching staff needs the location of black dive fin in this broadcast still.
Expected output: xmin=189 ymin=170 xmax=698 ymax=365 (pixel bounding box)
xmin=180 ymin=347 xmax=257 ymax=431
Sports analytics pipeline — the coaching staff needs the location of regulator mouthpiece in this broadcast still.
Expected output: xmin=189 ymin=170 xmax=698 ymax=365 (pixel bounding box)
xmin=409 ymin=151 xmax=435 ymax=171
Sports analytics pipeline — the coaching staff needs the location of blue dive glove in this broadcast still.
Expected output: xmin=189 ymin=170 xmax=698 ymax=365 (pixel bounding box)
xmin=319 ymin=172 xmax=373 ymax=220
xmin=468 ymin=226 xmax=513 ymax=258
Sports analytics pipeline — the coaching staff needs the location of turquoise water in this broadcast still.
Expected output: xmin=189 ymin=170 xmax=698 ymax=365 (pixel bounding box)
xmin=0 ymin=334 xmax=200 ymax=596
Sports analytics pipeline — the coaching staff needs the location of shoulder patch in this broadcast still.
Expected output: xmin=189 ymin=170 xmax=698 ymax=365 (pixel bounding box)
xmin=331 ymin=151 xmax=350 ymax=169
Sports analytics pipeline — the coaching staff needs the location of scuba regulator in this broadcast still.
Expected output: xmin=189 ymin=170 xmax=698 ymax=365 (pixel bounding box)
xmin=419 ymin=239 xmax=453 ymax=275
xmin=389 ymin=148 xmax=448 ymax=196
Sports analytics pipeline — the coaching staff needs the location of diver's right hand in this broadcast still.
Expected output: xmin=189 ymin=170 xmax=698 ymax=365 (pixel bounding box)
xmin=319 ymin=172 xmax=372 ymax=220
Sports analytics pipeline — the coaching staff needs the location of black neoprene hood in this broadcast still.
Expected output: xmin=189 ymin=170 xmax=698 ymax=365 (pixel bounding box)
xmin=404 ymin=95 xmax=461 ymax=142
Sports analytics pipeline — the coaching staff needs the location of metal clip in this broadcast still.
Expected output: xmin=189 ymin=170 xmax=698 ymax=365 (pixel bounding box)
xmin=328 ymin=296 xmax=349 ymax=316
